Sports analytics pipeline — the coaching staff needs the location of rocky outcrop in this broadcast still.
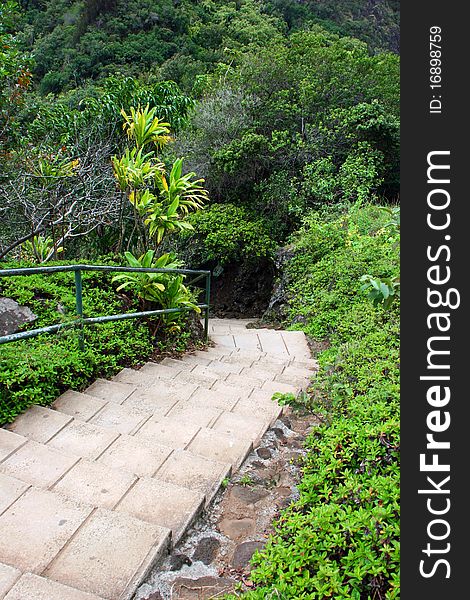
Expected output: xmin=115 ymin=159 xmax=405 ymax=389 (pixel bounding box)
xmin=0 ymin=297 xmax=37 ymax=337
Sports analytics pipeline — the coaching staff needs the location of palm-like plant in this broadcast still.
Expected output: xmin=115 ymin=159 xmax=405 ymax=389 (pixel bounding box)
xmin=120 ymin=105 xmax=171 ymax=150
xmin=111 ymin=147 xmax=163 ymax=191
xmin=145 ymin=158 xmax=208 ymax=244
xmin=112 ymin=250 xmax=200 ymax=327
xmin=112 ymin=250 xmax=181 ymax=303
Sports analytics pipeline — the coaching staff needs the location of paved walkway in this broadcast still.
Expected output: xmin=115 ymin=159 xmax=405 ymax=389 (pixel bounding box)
xmin=0 ymin=319 xmax=315 ymax=600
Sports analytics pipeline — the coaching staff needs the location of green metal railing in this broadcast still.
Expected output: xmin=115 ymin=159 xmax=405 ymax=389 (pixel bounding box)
xmin=0 ymin=264 xmax=211 ymax=349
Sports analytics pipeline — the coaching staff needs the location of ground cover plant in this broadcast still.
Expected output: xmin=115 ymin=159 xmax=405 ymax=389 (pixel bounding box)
xmin=225 ymin=204 xmax=400 ymax=599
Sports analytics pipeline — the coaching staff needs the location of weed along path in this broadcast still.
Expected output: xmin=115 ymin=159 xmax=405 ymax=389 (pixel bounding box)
xmin=0 ymin=319 xmax=315 ymax=600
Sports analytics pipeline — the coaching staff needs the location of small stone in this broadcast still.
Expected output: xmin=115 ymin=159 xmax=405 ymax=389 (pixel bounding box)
xmin=219 ymin=517 xmax=256 ymax=542
xmin=169 ymin=553 xmax=192 ymax=571
xmin=143 ymin=593 xmax=164 ymax=600
xmin=256 ymin=447 xmax=272 ymax=460
xmin=250 ymin=460 xmax=266 ymax=469
xmin=192 ymin=537 xmax=221 ymax=565
xmin=231 ymin=541 xmax=265 ymax=569
xmin=279 ymin=416 xmax=292 ymax=429
xmin=271 ymin=428 xmax=287 ymax=444
xmin=231 ymin=485 xmax=269 ymax=505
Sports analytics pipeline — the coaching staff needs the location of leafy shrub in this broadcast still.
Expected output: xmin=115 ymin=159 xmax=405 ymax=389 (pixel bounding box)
xmin=177 ymin=203 xmax=276 ymax=267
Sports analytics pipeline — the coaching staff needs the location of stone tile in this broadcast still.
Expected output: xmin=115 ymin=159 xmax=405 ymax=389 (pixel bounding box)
xmin=176 ymin=369 xmax=218 ymax=388
xmin=239 ymin=366 xmax=276 ymax=384
xmin=84 ymin=379 xmax=136 ymax=404
xmin=232 ymin=395 xmax=283 ymax=425
xmin=216 ymin=354 xmax=255 ymax=368
xmin=165 ymin=404 xmax=222 ymax=428
xmin=45 ymin=508 xmax=170 ymax=600
xmin=261 ymin=379 xmax=300 ymax=396
xmin=0 ymin=488 xmax=91 ymax=573
xmin=0 ymin=430 xmax=26 ymax=463
xmin=183 ymin=388 xmax=238 ymax=412
xmin=257 ymin=332 xmax=290 ymax=357
xmin=5 ymin=406 xmax=72 ymax=444
xmin=116 ymin=478 xmax=204 ymax=545
xmin=97 ymin=435 xmax=173 ymax=478
xmin=156 ymin=449 xmax=231 ymax=506
xmin=212 ymin=412 xmax=269 ymax=446
xmin=52 ymin=459 xmax=136 ymax=510
xmin=0 ymin=474 xmax=29 ymax=516
xmin=188 ymin=428 xmax=252 ymax=469
xmin=280 ymin=364 xmax=315 ymax=379
xmin=174 ymin=354 xmax=212 ymax=367
xmin=135 ymin=417 xmax=200 ymax=450
xmin=139 ymin=363 xmax=182 ymax=380
xmin=232 ymin=334 xmax=262 ymax=352
xmin=160 ymin=357 xmax=186 ymax=369
xmin=194 ymin=347 xmax=233 ymax=359
xmin=47 ymin=421 xmax=119 ymax=460
xmin=210 ymin=381 xmax=253 ymax=400
xmin=191 ymin=364 xmax=233 ymax=380
xmin=0 ymin=563 xmax=21 ymax=600
xmin=4 ymin=573 xmax=104 ymax=600
xmin=123 ymin=380 xmax=196 ymax=415
xmin=274 ymin=372 xmax=310 ymax=388
xmin=88 ymin=403 xmax=151 ymax=435
xmin=52 ymin=391 xmax=106 ymax=422
xmin=225 ymin=372 xmax=264 ymax=390
xmin=0 ymin=441 xmax=79 ymax=489
xmin=199 ymin=360 xmax=244 ymax=376
xmin=210 ymin=334 xmax=235 ymax=349
xmin=111 ymin=368 xmax=153 ymax=386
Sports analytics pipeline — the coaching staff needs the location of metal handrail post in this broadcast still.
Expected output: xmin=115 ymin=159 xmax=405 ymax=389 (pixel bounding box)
xmin=74 ymin=269 xmax=84 ymax=350
xmin=204 ymin=271 xmax=211 ymax=342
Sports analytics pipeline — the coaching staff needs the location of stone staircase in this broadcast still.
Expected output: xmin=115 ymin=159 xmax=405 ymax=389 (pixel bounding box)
xmin=0 ymin=319 xmax=315 ymax=600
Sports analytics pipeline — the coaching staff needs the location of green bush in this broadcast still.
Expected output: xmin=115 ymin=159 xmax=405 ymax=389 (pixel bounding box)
xmin=177 ymin=203 xmax=277 ymax=267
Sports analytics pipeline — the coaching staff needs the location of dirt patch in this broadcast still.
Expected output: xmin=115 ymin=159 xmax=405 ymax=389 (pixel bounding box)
xmin=135 ymin=409 xmax=320 ymax=600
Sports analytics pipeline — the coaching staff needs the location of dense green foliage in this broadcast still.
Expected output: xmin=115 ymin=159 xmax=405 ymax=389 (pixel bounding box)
xmin=18 ymin=0 xmax=398 ymax=95
xmin=176 ymin=203 xmax=276 ymax=266
xmin=227 ymin=205 xmax=400 ymax=599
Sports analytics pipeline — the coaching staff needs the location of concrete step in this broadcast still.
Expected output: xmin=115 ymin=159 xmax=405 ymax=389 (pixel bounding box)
xmin=1 ymin=571 xmax=106 ymax=600
xmin=1 ymin=318 xmax=315 ymax=600
xmin=154 ymin=448 xmax=232 ymax=507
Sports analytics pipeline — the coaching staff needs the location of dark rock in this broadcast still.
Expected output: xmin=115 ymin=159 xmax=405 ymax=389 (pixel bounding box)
xmin=250 ymin=460 xmax=266 ymax=469
xmin=142 ymin=593 xmax=164 ymax=600
xmin=279 ymin=415 xmax=292 ymax=430
xmin=192 ymin=537 xmax=221 ymax=565
xmin=271 ymin=428 xmax=287 ymax=444
xmin=262 ymin=246 xmax=296 ymax=322
xmin=256 ymin=447 xmax=272 ymax=460
xmin=0 ymin=297 xmax=37 ymax=336
xmin=231 ymin=541 xmax=265 ymax=569
xmin=207 ymin=258 xmax=275 ymax=318
xmin=231 ymin=485 xmax=269 ymax=505
xmin=291 ymin=314 xmax=307 ymax=326
xmin=169 ymin=553 xmax=192 ymax=571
